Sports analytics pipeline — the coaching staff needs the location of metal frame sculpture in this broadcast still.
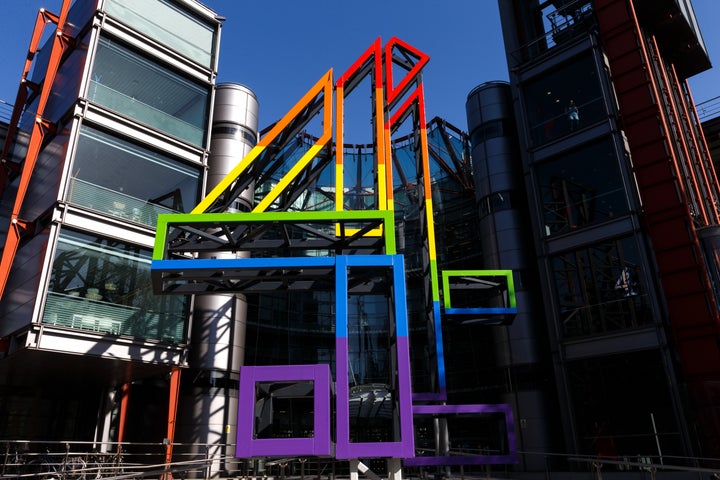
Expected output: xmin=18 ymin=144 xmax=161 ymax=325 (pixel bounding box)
xmin=152 ymin=37 xmax=517 ymax=468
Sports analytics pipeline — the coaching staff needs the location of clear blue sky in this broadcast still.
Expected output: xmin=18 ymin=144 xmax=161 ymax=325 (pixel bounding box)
xmin=1 ymin=0 xmax=719 ymax=133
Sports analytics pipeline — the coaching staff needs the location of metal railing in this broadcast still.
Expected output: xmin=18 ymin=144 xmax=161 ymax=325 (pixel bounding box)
xmin=3 ymin=439 xmax=720 ymax=480
xmin=0 ymin=100 xmax=12 ymax=125
xmin=696 ymin=95 xmax=720 ymax=123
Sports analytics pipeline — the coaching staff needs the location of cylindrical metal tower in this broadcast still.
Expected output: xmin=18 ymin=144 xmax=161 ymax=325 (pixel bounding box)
xmin=177 ymin=83 xmax=258 ymax=476
xmin=466 ymin=81 xmax=553 ymax=468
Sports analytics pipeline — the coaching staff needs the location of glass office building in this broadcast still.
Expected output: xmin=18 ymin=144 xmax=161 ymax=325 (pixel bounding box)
xmin=0 ymin=0 xmax=221 ymax=446
xmin=1 ymin=0 xmax=720 ymax=478
xmin=493 ymin=0 xmax=720 ymax=467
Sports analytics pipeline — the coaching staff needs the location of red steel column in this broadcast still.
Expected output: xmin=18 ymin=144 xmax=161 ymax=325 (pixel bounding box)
xmin=163 ymin=366 xmax=182 ymax=479
xmin=0 ymin=0 xmax=73 ymax=300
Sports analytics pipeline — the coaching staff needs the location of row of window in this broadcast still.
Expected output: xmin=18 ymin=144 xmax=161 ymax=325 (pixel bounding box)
xmin=519 ymin=51 xmax=653 ymax=339
xmin=43 ymin=228 xmax=188 ymax=343
xmin=36 ymin=0 xmax=217 ymax=342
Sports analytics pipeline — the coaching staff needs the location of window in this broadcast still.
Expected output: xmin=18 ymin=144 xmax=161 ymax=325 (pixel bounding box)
xmin=551 ymin=236 xmax=653 ymax=338
xmin=68 ymin=125 xmax=201 ymax=226
xmin=566 ymin=351 xmax=683 ymax=459
xmin=103 ymin=0 xmax=216 ymax=68
xmin=42 ymin=229 xmax=188 ymax=342
xmin=524 ymin=54 xmax=606 ymax=145
xmin=89 ymin=36 xmax=210 ymax=146
xmin=537 ymin=139 xmax=629 ymax=235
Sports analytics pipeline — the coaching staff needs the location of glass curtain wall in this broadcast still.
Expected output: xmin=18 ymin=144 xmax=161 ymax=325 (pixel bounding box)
xmin=42 ymin=229 xmax=188 ymax=342
xmin=103 ymin=0 xmax=216 ymax=68
xmin=536 ymin=138 xmax=629 ymax=236
xmin=551 ymin=236 xmax=653 ymax=338
xmin=88 ymin=36 xmax=210 ymax=146
xmin=523 ymin=53 xmax=607 ymax=146
xmin=67 ymin=124 xmax=201 ymax=227
xmin=567 ymin=350 xmax=684 ymax=462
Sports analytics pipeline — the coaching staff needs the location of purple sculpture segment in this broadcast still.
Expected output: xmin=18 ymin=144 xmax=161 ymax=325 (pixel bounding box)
xmin=236 ymin=364 xmax=332 ymax=458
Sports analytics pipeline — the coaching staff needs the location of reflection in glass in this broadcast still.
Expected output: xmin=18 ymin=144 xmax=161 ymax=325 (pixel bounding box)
xmin=246 ymin=291 xmax=335 ymax=368
xmin=89 ymin=37 xmax=210 ymax=146
xmin=347 ymin=294 xmax=395 ymax=443
xmin=68 ymin=125 xmax=200 ymax=226
xmin=538 ymin=139 xmax=629 ymax=235
xmin=104 ymin=0 xmax=216 ymax=68
xmin=551 ymin=236 xmax=652 ymax=338
xmin=254 ymin=381 xmax=314 ymax=439
xmin=413 ymin=413 xmax=510 ymax=458
xmin=524 ymin=53 xmax=606 ymax=145
xmin=42 ymin=229 xmax=188 ymax=342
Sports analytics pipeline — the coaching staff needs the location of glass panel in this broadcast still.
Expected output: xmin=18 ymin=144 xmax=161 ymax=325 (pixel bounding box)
xmin=510 ymin=0 xmax=594 ymax=65
xmin=103 ymin=0 xmax=215 ymax=68
xmin=89 ymin=36 xmax=210 ymax=146
xmin=347 ymin=293 xmax=395 ymax=443
xmin=42 ymin=229 xmax=188 ymax=342
xmin=68 ymin=125 xmax=201 ymax=226
xmin=245 ymin=291 xmax=336 ymax=368
xmin=551 ymin=236 xmax=654 ymax=338
xmin=537 ymin=138 xmax=629 ymax=235
xmin=567 ymin=351 xmax=685 ymax=462
xmin=524 ymin=53 xmax=606 ymax=146
xmin=254 ymin=381 xmax=315 ymax=439
xmin=413 ymin=413 xmax=509 ymax=459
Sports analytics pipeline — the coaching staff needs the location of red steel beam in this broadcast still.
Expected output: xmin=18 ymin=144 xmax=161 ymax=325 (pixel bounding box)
xmin=163 ymin=366 xmax=182 ymax=479
xmin=0 ymin=0 xmax=72 ymax=300
xmin=116 ymin=381 xmax=131 ymax=450
xmin=648 ymin=36 xmax=709 ymax=224
xmin=679 ymin=71 xmax=720 ymax=224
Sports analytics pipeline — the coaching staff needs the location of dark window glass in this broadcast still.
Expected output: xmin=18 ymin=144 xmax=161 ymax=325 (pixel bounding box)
xmin=551 ymin=236 xmax=653 ymax=338
xmin=566 ymin=351 xmax=685 ymax=460
xmin=254 ymin=381 xmax=315 ymax=439
xmin=524 ymin=53 xmax=606 ymax=145
xmin=537 ymin=139 xmax=628 ymax=235
xmin=68 ymin=125 xmax=201 ymax=226
xmin=89 ymin=36 xmax=210 ymax=146
xmin=42 ymin=229 xmax=188 ymax=342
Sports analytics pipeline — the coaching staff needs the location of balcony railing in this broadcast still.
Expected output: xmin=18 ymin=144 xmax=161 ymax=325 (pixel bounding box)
xmin=42 ymin=291 xmax=185 ymax=343
xmin=68 ymin=177 xmax=175 ymax=228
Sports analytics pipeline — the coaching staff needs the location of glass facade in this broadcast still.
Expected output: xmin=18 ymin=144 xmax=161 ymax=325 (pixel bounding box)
xmin=246 ymin=291 xmax=335 ymax=367
xmin=42 ymin=229 xmax=188 ymax=342
xmin=537 ymin=138 xmax=630 ymax=236
xmin=524 ymin=53 xmax=607 ymax=146
xmin=88 ymin=36 xmax=210 ymax=146
xmin=67 ymin=124 xmax=201 ymax=227
xmin=509 ymin=0 xmax=594 ymax=65
xmin=566 ymin=350 xmax=684 ymax=461
xmin=551 ymin=236 xmax=653 ymax=338
xmin=254 ymin=380 xmax=315 ymax=439
xmin=103 ymin=0 xmax=216 ymax=68
xmin=347 ymin=294 xmax=395 ymax=444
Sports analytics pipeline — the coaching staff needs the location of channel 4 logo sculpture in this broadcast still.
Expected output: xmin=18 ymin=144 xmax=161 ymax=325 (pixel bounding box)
xmin=151 ymin=37 xmax=517 ymax=466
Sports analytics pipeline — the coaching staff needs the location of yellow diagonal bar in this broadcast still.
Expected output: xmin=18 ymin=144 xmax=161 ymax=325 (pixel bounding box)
xmin=193 ymin=70 xmax=333 ymax=215
xmin=253 ymin=143 xmax=326 ymax=212
xmin=254 ymin=72 xmax=333 ymax=212
xmin=191 ymin=145 xmax=265 ymax=214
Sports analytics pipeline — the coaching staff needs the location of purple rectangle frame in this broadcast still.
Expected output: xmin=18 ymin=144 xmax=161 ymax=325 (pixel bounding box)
xmin=404 ymin=404 xmax=518 ymax=465
xmin=335 ymin=255 xmax=415 ymax=459
xmin=236 ymin=364 xmax=331 ymax=457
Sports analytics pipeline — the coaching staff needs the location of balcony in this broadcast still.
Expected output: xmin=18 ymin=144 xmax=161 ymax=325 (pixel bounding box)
xmin=42 ymin=291 xmax=185 ymax=343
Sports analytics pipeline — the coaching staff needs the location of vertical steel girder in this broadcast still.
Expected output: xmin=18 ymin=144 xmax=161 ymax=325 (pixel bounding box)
xmin=0 ymin=0 xmax=73 ymax=300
